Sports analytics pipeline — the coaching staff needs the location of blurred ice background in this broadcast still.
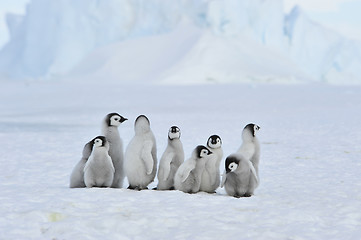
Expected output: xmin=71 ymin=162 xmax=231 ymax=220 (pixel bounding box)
xmin=0 ymin=0 xmax=360 ymax=84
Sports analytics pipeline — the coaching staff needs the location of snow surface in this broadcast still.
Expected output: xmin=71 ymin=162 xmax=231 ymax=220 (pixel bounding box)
xmin=1 ymin=80 xmax=361 ymax=239
xmin=0 ymin=0 xmax=360 ymax=84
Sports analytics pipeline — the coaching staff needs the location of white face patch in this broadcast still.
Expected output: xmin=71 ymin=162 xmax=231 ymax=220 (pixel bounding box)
xmin=200 ymin=149 xmax=210 ymax=158
xmin=253 ymin=125 xmax=260 ymax=136
xmin=168 ymin=131 xmax=180 ymax=140
xmin=228 ymin=162 xmax=238 ymax=172
xmin=208 ymin=138 xmax=221 ymax=149
xmin=110 ymin=115 xmax=121 ymax=127
xmin=94 ymin=138 xmax=103 ymax=147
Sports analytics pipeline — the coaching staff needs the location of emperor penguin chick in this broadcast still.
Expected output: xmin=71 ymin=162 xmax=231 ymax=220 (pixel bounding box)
xmin=200 ymin=135 xmax=223 ymax=193
xmin=237 ymin=123 xmax=261 ymax=179
xmin=222 ymin=153 xmax=258 ymax=198
xmin=84 ymin=136 xmax=115 ymax=188
xmin=125 ymin=115 xmax=157 ymax=190
xmin=69 ymin=140 xmax=93 ymax=188
xmin=174 ymin=145 xmax=212 ymax=194
xmin=156 ymin=126 xmax=184 ymax=190
xmin=102 ymin=112 xmax=128 ymax=188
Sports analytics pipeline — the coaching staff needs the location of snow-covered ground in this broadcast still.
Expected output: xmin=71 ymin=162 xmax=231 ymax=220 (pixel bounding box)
xmin=1 ymin=80 xmax=360 ymax=239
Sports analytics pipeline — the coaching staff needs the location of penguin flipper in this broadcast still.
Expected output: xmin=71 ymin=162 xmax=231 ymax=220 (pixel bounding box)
xmin=220 ymin=170 xmax=227 ymax=188
xmin=161 ymin=152 xmax=174 ymax=181
xmin=249 ymin=161 xmax=259 ymax=185
xmin=181 ymin=161 xmax=196 ymax=183
xmin=248 ymin=161 xmax=258 ymax=185
xmin=141 ymin=140 xmax=154 ymax=175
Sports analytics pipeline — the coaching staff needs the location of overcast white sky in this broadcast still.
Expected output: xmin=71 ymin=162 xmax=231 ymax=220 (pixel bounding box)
xmin=0 ymin=0 xmax=361 ymax=48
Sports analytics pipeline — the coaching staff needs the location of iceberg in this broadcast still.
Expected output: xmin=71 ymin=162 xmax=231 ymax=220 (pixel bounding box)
xmin=0 ymin=0 xmax=360 ymax=84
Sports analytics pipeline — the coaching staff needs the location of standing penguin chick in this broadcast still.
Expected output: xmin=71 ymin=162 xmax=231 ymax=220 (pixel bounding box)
xmin=237 ymin=123 xmax=261 ymax=179
xmin=174 ymin=145 xmax=212 ymax=194
xmin=222 ymin=153 xmax=258 ymax=198
xmin=200 ymin=135 xmax=223 ymax=193
xmin=84 ymin=136 xmax=115 ymax=188
xmin=125 ymin=115 xmax=157 ymax=190
xmin=156 ymin=126 xmax=184 ymax=190
xmin=69 ymin=140 xmax=93 ymax=188
xmin=102 ymin=113 xmax=128 ymax=188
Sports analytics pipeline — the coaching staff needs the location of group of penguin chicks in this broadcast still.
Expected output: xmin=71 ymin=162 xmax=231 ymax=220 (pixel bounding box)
xmin=69 ymin=113 xmax=261 ymax=198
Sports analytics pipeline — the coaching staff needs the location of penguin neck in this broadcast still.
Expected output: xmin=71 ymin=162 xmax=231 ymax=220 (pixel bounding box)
xmin=102 ymin=125 xmax=120 ymax=140
xmin=237 ymin=160 xmax=251 ymax=174
xmin=168 ymin=138 xmax=182 ymax=149
xmin=135 ymin=127 xmax=150 ymax=135
xmin=194 ymin=158 xmax=206 ymax=173
xmin=242 ymin=131 xmax=256 ymax=143
xmin=91 ymin=147 xmax=108 ymax=160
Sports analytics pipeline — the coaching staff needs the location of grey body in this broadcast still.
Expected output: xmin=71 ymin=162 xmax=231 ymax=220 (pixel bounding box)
xmin=69 ymin=141 xmax=93 ymax=188
xmin=102 ymin=113 xmax=127 ymax=188
xmin=200 ymin=135 xmax=223 ymax=193
xmin=157 ymin=126 xmax=184 ymax=190
xmin=84 ymin=136 xmax=115 ymax=188
xmin=237 ymin=123 xmax=260 ymax=179
xmin=125 ymin=115 xmax=157 ymax=190
xmin=174 ymin=145 xmax=212 ymax=194
xmin=223 ymin=153 xmax=258 ymax=198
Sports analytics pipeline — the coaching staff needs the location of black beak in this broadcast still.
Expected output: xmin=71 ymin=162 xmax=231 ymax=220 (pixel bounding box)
xmin=121 ymin=118 xmax=128 ymax=122
xmin=208 ymin=151 xmax=212 ymax=155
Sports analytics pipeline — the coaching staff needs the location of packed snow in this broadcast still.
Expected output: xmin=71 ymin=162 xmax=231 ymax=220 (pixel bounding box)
xmin=1 ymin=80 xmax=361 ymax=239
xmin=0 ymin=0 xmax=360 ymax=83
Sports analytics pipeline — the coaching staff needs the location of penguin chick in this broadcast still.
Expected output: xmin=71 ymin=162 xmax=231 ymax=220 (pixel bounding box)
xmin=69 ymin=140 xmax=93 ymax=188
xmin=222 ymin=153 xmax=258 ymax=198
xmin=237 ymin=123 xmax=260 ymax=179
xmin=174 ymin=145 xmax=212 ymax=194
xmin=125 ymin=115 xmax=157 ymax=190
xmin=84 ymin=136 xmax=115 ymax=188
xmin=156 ymin=126 xmax=184 ymax=190
xmin=200 ymin=135 xmax=223 ymax=193
xmin=102 ymin=112 xmax=127 ymax=188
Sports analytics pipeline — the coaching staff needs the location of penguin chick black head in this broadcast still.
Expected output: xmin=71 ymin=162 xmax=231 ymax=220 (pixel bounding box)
xmin=105 ymin=113 xmax=128 ymax=127
xmin=243 ymin=123 xmax=260 ymax=138
xmin=168 ymin=126 xmax=181 ymax=140
xmin=91 ymin=136 xmax=107 ymax=148
xmin=134 ymin=115 xmax=150 ymax=134
xmin=225 ymin=156 xmax=240 ymax=173
xmin=207 ymin=135 xmax=222 ymax=149
xmin=194 ymin=145 xmax=212 ymax=159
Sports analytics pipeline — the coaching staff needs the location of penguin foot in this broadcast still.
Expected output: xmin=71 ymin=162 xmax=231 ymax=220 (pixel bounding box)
xmin=243 ymin=193 xmax=252 ymax=197
xmin=169 ymin=186 xmax=175 ymax=190
xmin=152 ymin=187 xmax=158 ymax=190
xmin=127 ymin=185 xmax=135 ymax=190
xmin=133 ymin=186 xmax=148 ymax=191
